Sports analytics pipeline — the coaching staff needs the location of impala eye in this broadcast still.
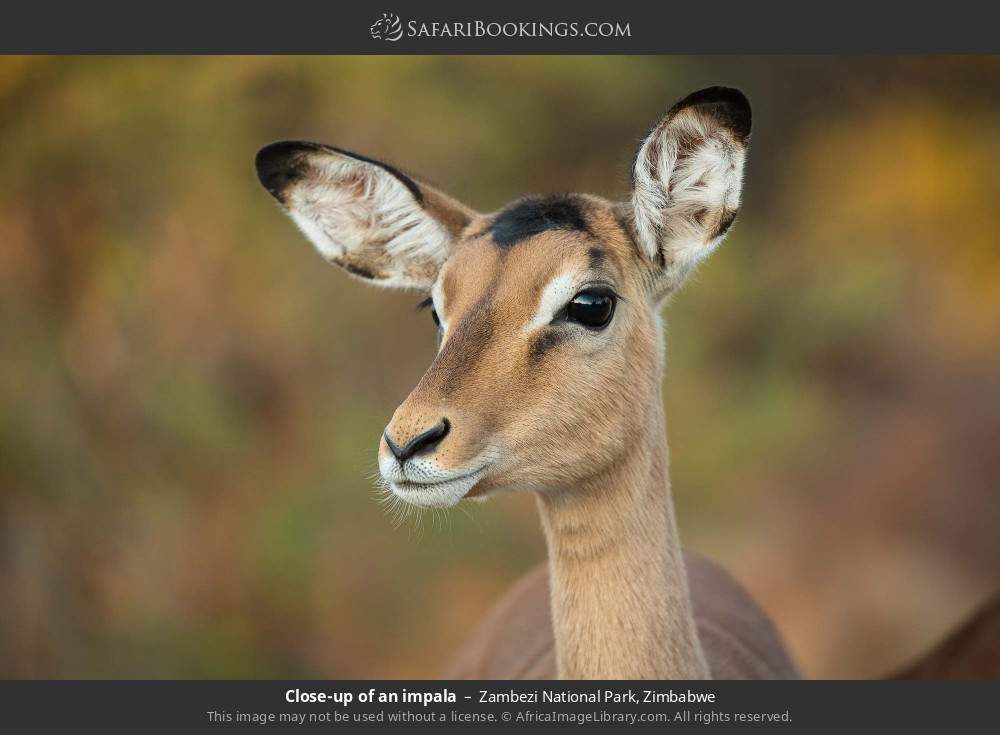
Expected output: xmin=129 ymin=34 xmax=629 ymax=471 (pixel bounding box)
xmin=566 ymin=289 xmax=616 ymax=329
xmin=430 ymin=308 xmax=441 ymax=328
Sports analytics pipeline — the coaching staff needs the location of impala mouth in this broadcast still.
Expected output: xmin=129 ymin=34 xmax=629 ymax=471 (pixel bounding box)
xmin=388 ymin=468 xmax=487 ymax=508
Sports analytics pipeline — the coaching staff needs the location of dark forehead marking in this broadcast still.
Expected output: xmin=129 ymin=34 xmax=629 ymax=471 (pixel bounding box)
xmin=488 ymin=195 xmax=590 ymax=248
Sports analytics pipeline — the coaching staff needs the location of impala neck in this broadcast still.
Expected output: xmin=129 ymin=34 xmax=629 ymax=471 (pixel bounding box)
xmin=535 ymin=398 xmax=709 ymax=680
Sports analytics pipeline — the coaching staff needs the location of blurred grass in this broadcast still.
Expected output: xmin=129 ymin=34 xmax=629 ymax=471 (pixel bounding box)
xmin=1 ymin=56 xmax=999 ymax=678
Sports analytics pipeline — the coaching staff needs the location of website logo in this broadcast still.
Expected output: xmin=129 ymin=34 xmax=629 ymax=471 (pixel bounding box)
xmin=370 ymin=13 xmax=404 ymax=42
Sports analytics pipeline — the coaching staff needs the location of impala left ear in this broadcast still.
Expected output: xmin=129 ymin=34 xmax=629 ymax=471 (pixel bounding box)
xmin=256 ymin=141 xmax=475 ymax=291
xmin=629 ymin=87 xmax=751 ymax=295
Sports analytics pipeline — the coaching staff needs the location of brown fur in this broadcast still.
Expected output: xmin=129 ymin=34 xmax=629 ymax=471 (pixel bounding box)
xmin=257 ymin=89 xmax=791 ymax=680
xmin=257 ymin=88 xmax=1000 ymax=681
xmin=446 ymin=555 xmax=799 ymax=680
xmin=373 ymin=190 xmax=778 ymax=678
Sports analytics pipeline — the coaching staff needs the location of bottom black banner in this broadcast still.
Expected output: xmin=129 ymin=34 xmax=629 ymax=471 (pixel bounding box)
xmin=0 ymin=680 xmax=994 ymax=732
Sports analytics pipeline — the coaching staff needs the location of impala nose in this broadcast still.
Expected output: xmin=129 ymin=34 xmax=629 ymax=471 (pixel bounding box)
xmin=384 ymin=418 xmax=451 ymax=464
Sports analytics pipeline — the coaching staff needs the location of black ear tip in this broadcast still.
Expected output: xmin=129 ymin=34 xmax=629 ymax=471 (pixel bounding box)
xmin=671 ymin=86 xmax=752 ymax=141
xmin=255 ymin=140 xmax=320 ymax=201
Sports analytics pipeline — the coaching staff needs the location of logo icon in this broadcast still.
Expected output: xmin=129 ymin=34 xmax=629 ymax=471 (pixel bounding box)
xmin=370 ymin=13 xmax=403 ymax=42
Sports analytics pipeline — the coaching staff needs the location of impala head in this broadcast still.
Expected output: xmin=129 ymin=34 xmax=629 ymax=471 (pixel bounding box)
xmin=256 ymin=87 xmax=750 ymax=509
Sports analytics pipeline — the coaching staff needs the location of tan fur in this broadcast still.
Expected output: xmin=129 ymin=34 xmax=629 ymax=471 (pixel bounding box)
xmin=446 ymin=555 xmax=799 ymax=680
xmin=258 ymin=89 xmax=804 ymax=679
xmin=259 ymin=89 xmax=1000 ymax=681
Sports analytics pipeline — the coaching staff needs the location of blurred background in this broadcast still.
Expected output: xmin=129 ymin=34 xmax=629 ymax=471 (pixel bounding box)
xmin=1 ymin=56 xmax=998 ymax=679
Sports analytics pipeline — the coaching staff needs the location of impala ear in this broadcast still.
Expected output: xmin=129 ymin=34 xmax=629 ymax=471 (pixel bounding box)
xmin=255 ymin=141 xmax=475 ymax=290
xmin=629 ymin=87 xmax=751 ymax=295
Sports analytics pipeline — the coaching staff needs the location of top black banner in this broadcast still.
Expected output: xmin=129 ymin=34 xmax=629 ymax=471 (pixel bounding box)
xmin=3 ymin=0 xmax=1000 ymax=54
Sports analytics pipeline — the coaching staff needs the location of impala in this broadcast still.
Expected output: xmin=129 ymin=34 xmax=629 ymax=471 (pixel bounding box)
xmin=256 ymin=87 xmax=999 ymax=680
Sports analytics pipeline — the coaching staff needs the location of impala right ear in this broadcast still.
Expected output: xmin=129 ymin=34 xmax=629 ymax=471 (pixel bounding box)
xmin=629 ymin=87 xmax=751 ymax=296
xmin=255 ymin=141 xmax=475 ymax=291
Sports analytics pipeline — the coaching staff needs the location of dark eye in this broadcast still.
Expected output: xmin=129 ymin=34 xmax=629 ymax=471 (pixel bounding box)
xmin=430 ymin=308 xmax=441 ymax=328
xmin=566 ymin=289 xmax=616 ymax=329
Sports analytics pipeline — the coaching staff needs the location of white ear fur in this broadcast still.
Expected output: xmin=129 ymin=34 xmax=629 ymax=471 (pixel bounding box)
xmin=631 ymin=87 xmax=751 ymax=293
xmin=256 ymin=142 xmax=467 ymax=290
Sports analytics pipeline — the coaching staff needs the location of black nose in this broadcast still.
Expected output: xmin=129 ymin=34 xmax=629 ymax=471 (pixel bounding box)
xmin=385 ymin=419 xmax=450 ymax=464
